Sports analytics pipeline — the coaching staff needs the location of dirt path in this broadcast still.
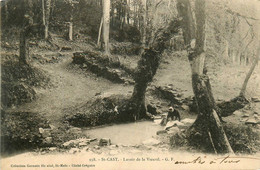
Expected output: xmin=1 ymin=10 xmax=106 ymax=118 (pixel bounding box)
xmin=13 ymin=54 xmax=132 ymax=124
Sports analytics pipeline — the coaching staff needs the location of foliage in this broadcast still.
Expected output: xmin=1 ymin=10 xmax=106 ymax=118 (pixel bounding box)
xmin=224 ymin=123 xmax=260 ymax=154
xmin=64 ymin=94 xmax=131 ymax=127
xmin=1 ymin=54 xmax=50 ymax=108
xmin=1 ymin=110 xmax=50 ymax=152
xmin=50 ymin=122 xmax=88 ymax=147
xmin=170 ymin=132 xmax=188 ymax=148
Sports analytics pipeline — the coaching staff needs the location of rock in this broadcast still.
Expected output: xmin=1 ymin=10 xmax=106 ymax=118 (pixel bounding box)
xmin=142 ymin=138 xmax=161 ymax=146
xmin=39 ymin=128 xmax=44 ymax=134
xmin=165 ymin=121 xmax=184 ymax=130
xmin=252 ymin=97 xmax=260 ymax=102
xmin=167 ymin=127 xmax=180 ymax=135
xmin=94 ymin=145 xmax=100 ymax=150
xmin=156 ymin=130 xmax=167 ymax=135
xmin=63 ymin=138 xmax=89 ymax=148
xmin=49 ymin=147 xmax=57 ymax=151
xmin=181 ymin=105 xmax=190 ymax=111
xmin=140 ymin=145 xmax=152 ymax=150
xmin=233 ymin=110 xmax=243 ymax=116
xmin=61 ymin=46 xmax=72 ymax=51
xmin=49 ymin=125 xmax=56 ymax=130
xmin=99 ymin=138 xmax=111 ymax=146
xmin=82 ymin=63 xmax=88 ymax=68
xmin=254 ymin=108 xmax=260 ymax=115
xmin=44 ymin=137 xmax=53 ymax=144
xmin=245 ymin=118 xmax=258 ymax=125
xmin=79 ymin=142 xmax=88 ymax=147
xmin=89 ymin=138 xmax=97 ymax=142
xmin=240 ymin=117 xmax=249 ymax=122
xmin=63 ymin=140 xmax=75 ymax=148
xmin=242 ymin=113 xmax=250 ymax=117
xmin=181 ymin=118 xmax=195 ymax=125
xmin=108 ymin=145 xmax=118 ymax=149
xmin=154 ymin=119 xmax=162 ymax=126
xmin=69 ymin=148 xmax=79 ymax=154
xmin=69 ymin=127 xmax=82 ymax=134
xmin=39 ymin=128 xmax=52 ymax=138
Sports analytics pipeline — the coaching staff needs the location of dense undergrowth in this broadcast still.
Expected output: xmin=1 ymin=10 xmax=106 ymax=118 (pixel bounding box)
xmin=169 ymin=123 xmax=260 ymax=154
xmin=1 ymin=55 xmax=50 ymax=108
xmin=1 ymin=110 xmax=49 ymax=153
xmin=64 ymin=94 xmax=134 ymax=127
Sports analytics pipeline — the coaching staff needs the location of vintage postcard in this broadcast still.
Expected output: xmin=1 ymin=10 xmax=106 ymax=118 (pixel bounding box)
xmin=1 ymin=0 xmax=260 ymax=169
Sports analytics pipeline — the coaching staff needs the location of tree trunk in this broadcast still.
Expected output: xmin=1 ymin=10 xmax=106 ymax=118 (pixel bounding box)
xmin=176 ymin=0 xmax=195 ymax=46
xmin=19 ymin=30 xmax=28 ymax=65
xmin=42 ymin=0 xmax=46 ymax=26
xmin=69 ymin=20 xmax=73 ymax=41
xmin=223 ymin=40 xmax=229 ymax=64
xmin=4 ymin=1 xmax=8 ymax=22
xmin=102 ymin=0 xmax=110 ymax=55
xmin=118 ymin=22 xmax=176 ymax=120
xmin=97 ymin=17 xmax=103 ymax=47
xmin=42 ymin=0 xmax=51 ymax=39
xmin=141 ymin=0 xmax=147 ymax=50
xmin=239 ymin=47 xmax=260 ymax=97
xmin=177 ymin=0 xmax=234 ymax=154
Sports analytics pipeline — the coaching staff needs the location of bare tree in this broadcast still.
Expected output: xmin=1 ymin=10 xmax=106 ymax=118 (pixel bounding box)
xmin=97 ymin=17 xmax=103 ymax=47
xmin=177 ymin=0 xmax=234 ymax=154
xmin=42 ymin=0 xmax=52 ymax=39
xmin=102 ymin=0 xmax=111 ymax=55
xmin=118 ymin=22 xmax=177 ymax=121
xmin=239 ymin=46 xmax=260 ymax=97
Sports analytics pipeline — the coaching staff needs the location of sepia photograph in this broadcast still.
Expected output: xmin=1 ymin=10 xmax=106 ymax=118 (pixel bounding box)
xmin=0 ymin=0 xmax=260 ymax=169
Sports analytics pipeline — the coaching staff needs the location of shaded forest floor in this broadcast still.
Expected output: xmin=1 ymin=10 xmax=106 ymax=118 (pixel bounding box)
xmin=1 ymin=33 xmax=260 ymax=158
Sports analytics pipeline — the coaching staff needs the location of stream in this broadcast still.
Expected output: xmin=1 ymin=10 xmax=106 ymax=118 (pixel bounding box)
xmin=84 ymin=121 xmax=164 ymax=145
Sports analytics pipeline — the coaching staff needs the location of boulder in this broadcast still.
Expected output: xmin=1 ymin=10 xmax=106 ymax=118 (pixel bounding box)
xmin=79 ymin=142 xmax=88 ymax=147
xmin=43 ymin=137 xmax=53 ymax=145
xmin=165 ymin=121 xmax=184 ymax=130
xmin=233 ymin=110 xmax=243 ymax=116
xmin=108 ymin=145 xmax=118 ymax=149
xmin=245 ymin=118 xmax=258 ymax=125
xmin=240 ymin=117 xmax=249 ymax=122
xmin=99 ymin=138 xmax=111 ymax=146
xmin=49 ymin=125 xmax=56 ymax=130
xmin=142 ymin=138 xmax=161 ymax=146
xmin=167 ymin=126 xmax=180 ymax=135
xmin=63 ymin=140 xmax=75 ymax=148
xmin=94 ymin=145 xmax=100 ymax=150
xmin=181 ymin=118 xmax=195 ymax=125
xmin=63 ymin=138 xmax=90 ymax=148
xmin=251 ymin=97 xmax=260 ymax=102
xmin=242 ymin=113 xmax=250 ymax=117
xmin=69 ymin=127 xmax=82 ymax=134
xmin=49 ymin=147 xmax=57 ymax=151
xmin=61 ymin=46 xmax=72 ymax=51
xmin=181 ymin=105 xmax=190 ymax=111
xmin=39 ymin=128 xmax=52 ymax=138
xmin=156 ymin=130 xmax=167 ymax=135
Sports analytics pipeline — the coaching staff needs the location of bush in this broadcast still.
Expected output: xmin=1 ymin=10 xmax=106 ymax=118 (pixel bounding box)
xmin=1 ymin=55 xmax=50 ymax=108
xmin=224 ymin=124 xmax=260 ymax=154
xmin=64 ymin=94 xmax=131 ymax=127
xmin=170 ymin=132 xmax=188 ymax=147
xmin=1 ymin=110 xmax=50 ymax=153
